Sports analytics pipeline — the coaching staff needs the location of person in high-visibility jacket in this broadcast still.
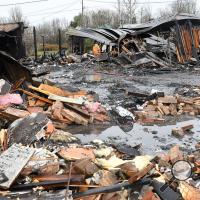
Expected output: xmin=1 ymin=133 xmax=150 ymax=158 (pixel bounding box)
xmin=92 ymin=42 xmax=101 ymax=57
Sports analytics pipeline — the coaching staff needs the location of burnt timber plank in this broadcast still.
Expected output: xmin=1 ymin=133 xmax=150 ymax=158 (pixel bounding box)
xmin=0 ymin=144 xmax=35 ymax=189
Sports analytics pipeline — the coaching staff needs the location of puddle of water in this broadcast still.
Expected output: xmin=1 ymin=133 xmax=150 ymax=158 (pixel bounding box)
xmin=75 ymin=118 xmax=200 ymax=155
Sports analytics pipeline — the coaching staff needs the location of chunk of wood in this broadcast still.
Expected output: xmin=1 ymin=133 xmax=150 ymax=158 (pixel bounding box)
xmin=65 ymin=103 xmax=94 ymax=123
xmin=179 ymin=181 xmax=200 ymax=200
xmin=156 ymin=106 xmax=164 ymax=115
xmin=177 ymin=96 xmax=194 ymax=105
xmin=0 ymin=129 xmax=8 ymax=151
xmin=62 ymin=109 xmax=88 ymax=125
xmin=172 ymin=124 xmax=194 ymax=137
xmin=169 ymin=104 xmax=177 ymax=116
xmin=160 ymin=105 xmax=170 ymax=115
xmin=39 ymin=84 xmax=87 ymax=97
xmin=169 ymin=145 xmax=183 ymax=164
xmin=27 ymin=107 xmax=43 ymax=113
xmin=117 ymin=162 xmax=138 ymax=177
xmin=73 ymin=158 xmax=99 ymax=177
xmin=28 ymin=85 xmax=52 ymax=96
xmin=172 ymin=128 xmax=184 ymax=137
xmin=18 ymin=88 xmax=53 ymax=104
xmin=39 ymin=84 xmax=71 ymax=97
xmin=93 ymin=113 xmax=110 ymax=122
xmin=33 ymin=174 xmax=85 ymax=182
xmin=158 ymin=96 xmax=177 ymax=104
xmin=0 ymin=144 xmax=35 ymax=189
xmin=181 ymin=124 xmax=194 ymax=132
xmin=49 ymin=94 xmax=85 ymax=105
xmin=0 ymin=107 xmax=30 ymax=121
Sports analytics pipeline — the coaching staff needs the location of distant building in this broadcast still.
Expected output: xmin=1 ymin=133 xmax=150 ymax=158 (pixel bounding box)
xmin=0 ymin=22 xmax=26 ymax=59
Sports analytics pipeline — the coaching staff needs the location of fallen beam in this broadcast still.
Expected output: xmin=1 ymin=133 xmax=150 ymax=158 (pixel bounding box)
xmin=18 ymin=89 xmax=53 ymax=104
xmin=49 ymin=94 xmax=85 ymax=105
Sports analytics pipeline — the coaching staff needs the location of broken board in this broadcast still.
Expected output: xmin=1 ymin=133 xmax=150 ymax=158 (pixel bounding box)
xmin=0 ymin=144 xmax=35 ymax=189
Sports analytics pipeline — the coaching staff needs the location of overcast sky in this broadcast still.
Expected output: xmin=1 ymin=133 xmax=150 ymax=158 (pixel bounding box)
xmin=0 ymin=0 xmax=199 ymax=25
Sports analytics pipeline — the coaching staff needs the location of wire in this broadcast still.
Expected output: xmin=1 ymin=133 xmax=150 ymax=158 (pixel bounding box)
xmin=26 ymin=0 xmax=79 ymax=17
xmin=25 ymin=2 xmax=72 ymax=15
xmin=0 ymin=0 xmax=49 ymax=7
xmin=31 ymin=0 xmax=79 ymax=24
xmin=85 ymin=0 xmax=182 ymax=4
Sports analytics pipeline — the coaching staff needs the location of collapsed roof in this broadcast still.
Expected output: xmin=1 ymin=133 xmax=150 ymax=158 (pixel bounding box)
xmin=66 ymin=13 xmax=200 ymax=44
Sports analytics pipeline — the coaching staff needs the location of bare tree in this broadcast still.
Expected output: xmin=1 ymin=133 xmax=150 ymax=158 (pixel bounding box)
xmin=140 ymin=6 xmax=153 ymax=23
xmin=70 ymin=10 xmax=119 ymax=28
xmin=9 ymin=7 xmax=23 ymax=23
xmin=171 ymin=0 xmax=197 ymax=14
xmin=159 ymin=0 xmax=198 ymax=18
xmin=122 ymin=0 xmax=137 ymax=24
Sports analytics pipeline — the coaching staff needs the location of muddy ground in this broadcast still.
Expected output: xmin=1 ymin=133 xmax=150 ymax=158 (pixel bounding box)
xmin=38 ymin=62 xmax=200 ymax=154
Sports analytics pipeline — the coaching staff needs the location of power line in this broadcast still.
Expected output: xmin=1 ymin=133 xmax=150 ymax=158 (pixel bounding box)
xmin=24 ymin=0 xmax=78 ymax=17
xmin=85 ymin=0 xmax=181 ymax=5
xmin=31 ymin=0 xmax=79 ymax=23
xmin=0 ymin=0 xmax=49 ymax=7
xmin=26 ymin=2 xmax=72 ymax=15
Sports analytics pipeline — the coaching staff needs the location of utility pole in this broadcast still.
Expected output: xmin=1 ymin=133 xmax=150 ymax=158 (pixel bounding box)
xmin=58 ymin=29 xmax=62 ymax=56
xmin=130 ymin=0 xmax=132 ymax=24
xmin=33 ymin=26 xmax=37 ymax=61
xmin=118 ymin=0 xmax=121 ymax=27
xmin=81 ymin=0 xmax=84 ymax=27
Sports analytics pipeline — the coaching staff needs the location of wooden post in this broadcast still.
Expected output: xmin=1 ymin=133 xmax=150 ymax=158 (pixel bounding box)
xmin=33 ymin=26 xmax=37 ymax=61
xmin=41 ymin=35 xmax=45 ymax=58
xmin=58 ymin=29 xmax=62 ymax=56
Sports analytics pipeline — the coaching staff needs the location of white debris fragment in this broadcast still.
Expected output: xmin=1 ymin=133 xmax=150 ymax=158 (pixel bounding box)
xmin=115 ymin=106 xmax=135 ymax=120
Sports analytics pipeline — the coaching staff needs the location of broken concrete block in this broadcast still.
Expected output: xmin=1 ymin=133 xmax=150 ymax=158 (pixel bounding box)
xmin=8 ymin=113 xmax=49 ymax=145
xmin=0 ymin=79 xmax=11 ymax=95
xmin=158 ymin=96 xmax=177 ymax=104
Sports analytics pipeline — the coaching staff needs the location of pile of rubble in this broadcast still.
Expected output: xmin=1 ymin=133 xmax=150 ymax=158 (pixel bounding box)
xmin=0 ymin=79 xmax=109 ymax=130
xmin=0 ymin=77 xmax=199 ymax=199
xmin=135 ymin=94 xmax=200 ymax=124
xmin=0 ymin=135 xmax=200 ymax=199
